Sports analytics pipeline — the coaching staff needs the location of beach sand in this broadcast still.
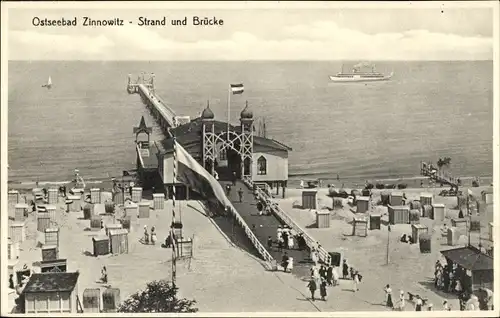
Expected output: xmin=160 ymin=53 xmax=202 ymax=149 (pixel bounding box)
xmin=5 ymin=184 xmax=494 ymax=312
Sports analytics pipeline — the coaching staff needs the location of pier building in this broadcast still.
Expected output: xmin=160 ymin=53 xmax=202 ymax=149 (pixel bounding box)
xmin=156 ymin=102 xmax=291 ymax=200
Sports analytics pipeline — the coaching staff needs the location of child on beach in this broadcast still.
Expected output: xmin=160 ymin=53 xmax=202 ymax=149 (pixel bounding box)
xmin=150 ymin=226 xmax=157 ymax=245
xmin=144 ymin=225 xmax=149 ymax=244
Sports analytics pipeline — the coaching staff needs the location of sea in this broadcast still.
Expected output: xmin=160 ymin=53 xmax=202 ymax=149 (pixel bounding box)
xmin=7 ymin=60 xmax=494 ymax=187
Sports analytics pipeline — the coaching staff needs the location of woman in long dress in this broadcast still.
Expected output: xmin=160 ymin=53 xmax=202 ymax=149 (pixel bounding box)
xmin=384 ymin=284 xmax=394 ymax=309
xmin=398 ymin=290 xmax=406 ymax=311
xmin=287 ymin=232 xmax=294 ymax=249
xmin=352 ymin=271 xmax=360 ymax=292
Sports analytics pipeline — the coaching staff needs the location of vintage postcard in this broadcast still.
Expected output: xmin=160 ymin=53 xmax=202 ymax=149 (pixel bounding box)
xmin=1 ymin=1 xmax=499 ymax=316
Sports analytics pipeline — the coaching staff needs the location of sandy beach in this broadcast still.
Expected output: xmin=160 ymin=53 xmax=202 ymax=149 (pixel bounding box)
xmin=6 ymin=182 xmax=494 ymax=313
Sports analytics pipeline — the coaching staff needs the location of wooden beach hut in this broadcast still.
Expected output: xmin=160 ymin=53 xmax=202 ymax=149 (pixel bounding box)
xmin=42 ymin=245 xmax=59 ymax=261
xmin=90 ymin=188 xmax=101 ymax=204
xmin=83 ymin=203 xmax=93 ymax=220
xmin=44 ymin=228 xmax=60 ymax=247
xmin=380 ymin=191 xmax=390 ymax=206
xmin=23 ymin=272 xmax=80 ymax=314
xmin=46 ymin=205 xmax=57 ymax=223
xmin=431 ymin=203 xmax=446 ymax=221
xmin=8 ymin=238 xmax=20 ymax=260
xmin=93 ymin=235 xmax=110 ymax=257
xmin=420 ymin=192 xmax=433 ymax=206
xmin=131 ymin=187 xmax=143 ymax=203
xmin=102 ymin=288 xmax=120 ymax=312
xmin=481 ymin=187 xmax=493 ymax=205
xmin=40 ymin=259 xmax=67 ymax=273
xmin=83 ymin=288 xmax=101 ymax=313
xmin=67 ymin=195 xmax=81 ymax=212
xmin=352 ymin=217 xmax=368 ymax=237
xmin=409 ymin=209 xmax=420 ymax=224
xmin=447 ymin=227 xmax=459 ymax=246
xmin=452 ymin=218 xmax=468 ymax=232
xmin=389 ymin=191 xmax=404 ymax=206
xmin=124 ymin=202 xmax=138 ymax=219
xmin=153 ymin=193 xmax=165 ymax=210
xmin=105 ymin=223 xmax=123 ymax=236
xmin=411 ymin=224 xmax=428 ymax=242
xmin=15 ymin=203 xmax=28 ymax=222
xmin=388 ymin=205 xmax=409 ymax=225
xmin=8 ymin=190 xmax=20 ymax=205
xmin=316 ymin=211 xmax=330 ymax=228
xmin=302 ymin=190 xmax=318 ymax=210
xmin=138 ymin=201 xmax=150 ymax=218
xmin=356 ymin=196 xmax=370 ymax=213
xmin=113 ymin=192 xmax=124 ymax=205
xmin=421 ymin=205 xmax=432 ymax=218
xmin=9 ymin=222 xmax=26 ymax=243
xmin=47 ymin=188 xmax=58 ymax=204
xmin=90 ymin=216 xmax=102 ymax=231
xmin=369 ymin=214 xmax=381 ymax=230
xmin=109 ymin=229 xmax=129 ymax=255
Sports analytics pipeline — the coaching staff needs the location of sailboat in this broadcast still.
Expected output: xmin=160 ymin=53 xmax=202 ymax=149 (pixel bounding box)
xmin=42 ymin=76 xmax=52 ymax=89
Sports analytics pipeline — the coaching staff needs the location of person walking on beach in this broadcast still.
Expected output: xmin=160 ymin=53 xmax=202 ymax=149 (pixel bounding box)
xmin=352 ymin=271 xmax=360 ymax=292
xmin=307 ymin=276 xmax=317 ymax=301
xmin=282 ymin=229 xmax=289 ymax=249
xmin=101 ymin=266 xmax=108 ymax=284
xmin=326 ymin=265 xmax=333 ymax=286
xmin=397 ymin=290 xmax=406 ymax=311
xmin=384 ymin=284 xmax=394 ymax=309
xmin=442 ymin=300 xmax=451 ymax=311
xmin=320 ymin=279 xmax=328 ymax=301
xmin=342 ymin=259 xmax=349 ymax=279
xmin=287 ymin=230 xmax=294 ymax=249
xmin=281 ymin=252 xmax=289 ymax=272
xmin=414 ymin=295 xmax=423 ymax=311
xmin=232 ymin=172 xmax=237 ymax=186
xmin=267 ymin=236 xmax=273 ymax=250
xmin=238 ymin=188 xmax=244 ymax=203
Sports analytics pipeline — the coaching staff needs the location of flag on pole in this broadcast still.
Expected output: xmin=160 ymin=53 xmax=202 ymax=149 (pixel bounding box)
xmin=175 ymin=142 xmax=231 ymax=209
xmin=230 ymin=83 xmax=244 ymax=94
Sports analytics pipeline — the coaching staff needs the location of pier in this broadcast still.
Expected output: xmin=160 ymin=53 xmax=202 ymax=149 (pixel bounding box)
xmin=128 ymin=75 xmax=332 ymax=270
xmin=420 ymin=161 xmax=459 ymax=188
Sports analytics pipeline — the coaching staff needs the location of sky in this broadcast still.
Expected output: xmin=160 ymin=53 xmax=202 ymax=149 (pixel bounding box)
xmin=5 ymin=3 xmax=496 ymax=61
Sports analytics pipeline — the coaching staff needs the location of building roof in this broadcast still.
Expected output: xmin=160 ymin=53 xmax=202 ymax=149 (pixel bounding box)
xmin=158 ymin=118 xmax=292 ymax=154
xmin=23 ymin=272 xmax=79 ymax=293
xmin=440 ymin=246 xmax=493 ymax=271
xmin=133 ymin=116 xmax=152 ymax=135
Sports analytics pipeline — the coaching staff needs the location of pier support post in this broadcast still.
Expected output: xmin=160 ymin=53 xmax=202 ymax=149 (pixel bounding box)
xmin=276 ymin=183 xmax=279 ymax=195
xmin=282 ymin=181 xmax=286 ymax=199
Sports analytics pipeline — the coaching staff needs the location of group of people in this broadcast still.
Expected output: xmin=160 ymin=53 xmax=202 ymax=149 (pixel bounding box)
xmin=434 ymin=260 xmax=469 ymax=296
xmin=399 ymin=233 xmax=416 ymax=244
xmin=274 ymin=225 xmax=295 ymax=250
xmin=341 ymin=259 xmax=362 ymax=292
xmin=225 ymin=184 xmax=245 ymax=203
xmin=143 ymin=225 xmax=157 ymax=245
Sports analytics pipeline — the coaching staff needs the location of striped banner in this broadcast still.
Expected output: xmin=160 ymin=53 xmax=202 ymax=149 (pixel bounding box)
xmin=230 ymin=83 xmax=244 ymax=94
xmin=172 ymin=137 xmax=177 ymax=222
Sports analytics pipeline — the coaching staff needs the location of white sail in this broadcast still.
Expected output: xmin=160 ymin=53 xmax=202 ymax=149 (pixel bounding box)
xmin=42 ymin=76 xmax=52 ymax=88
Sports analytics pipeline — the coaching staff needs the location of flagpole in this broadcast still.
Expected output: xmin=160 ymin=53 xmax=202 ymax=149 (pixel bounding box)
xmin=227 ymin=85 xmax=231 ymax=140
xmin=172 ymin=136 xmax=177 ymax=287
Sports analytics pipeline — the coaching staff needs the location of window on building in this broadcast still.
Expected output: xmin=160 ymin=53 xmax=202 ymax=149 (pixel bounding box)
xmin=257 ymin=156 xmax=267 ymax=175
xmin=219 ymin=148 xmax=227 ymax=160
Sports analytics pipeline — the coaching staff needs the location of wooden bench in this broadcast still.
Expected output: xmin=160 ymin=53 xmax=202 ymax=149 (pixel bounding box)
xmin=407 ymin=292 xmax=428 ymax=305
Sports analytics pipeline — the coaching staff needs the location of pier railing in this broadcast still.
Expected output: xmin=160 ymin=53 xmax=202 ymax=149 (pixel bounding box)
xmin=225 ymin=199 xmax=276 ymax=265
xmin=137 ymin=84 xmax=177 ymax=128
xmin=420 ymin=161 xmax=459 ymax=187
xmin=242 ymin=176 xmax=330 ymax=264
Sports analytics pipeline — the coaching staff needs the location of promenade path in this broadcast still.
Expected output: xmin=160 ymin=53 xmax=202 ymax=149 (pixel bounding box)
xmin=221 ymin=180 xmax=311 ymax=278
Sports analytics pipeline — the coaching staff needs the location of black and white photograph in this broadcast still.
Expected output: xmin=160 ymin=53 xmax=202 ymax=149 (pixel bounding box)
xmin=1 ymin=1 xmax=499 ymax=315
